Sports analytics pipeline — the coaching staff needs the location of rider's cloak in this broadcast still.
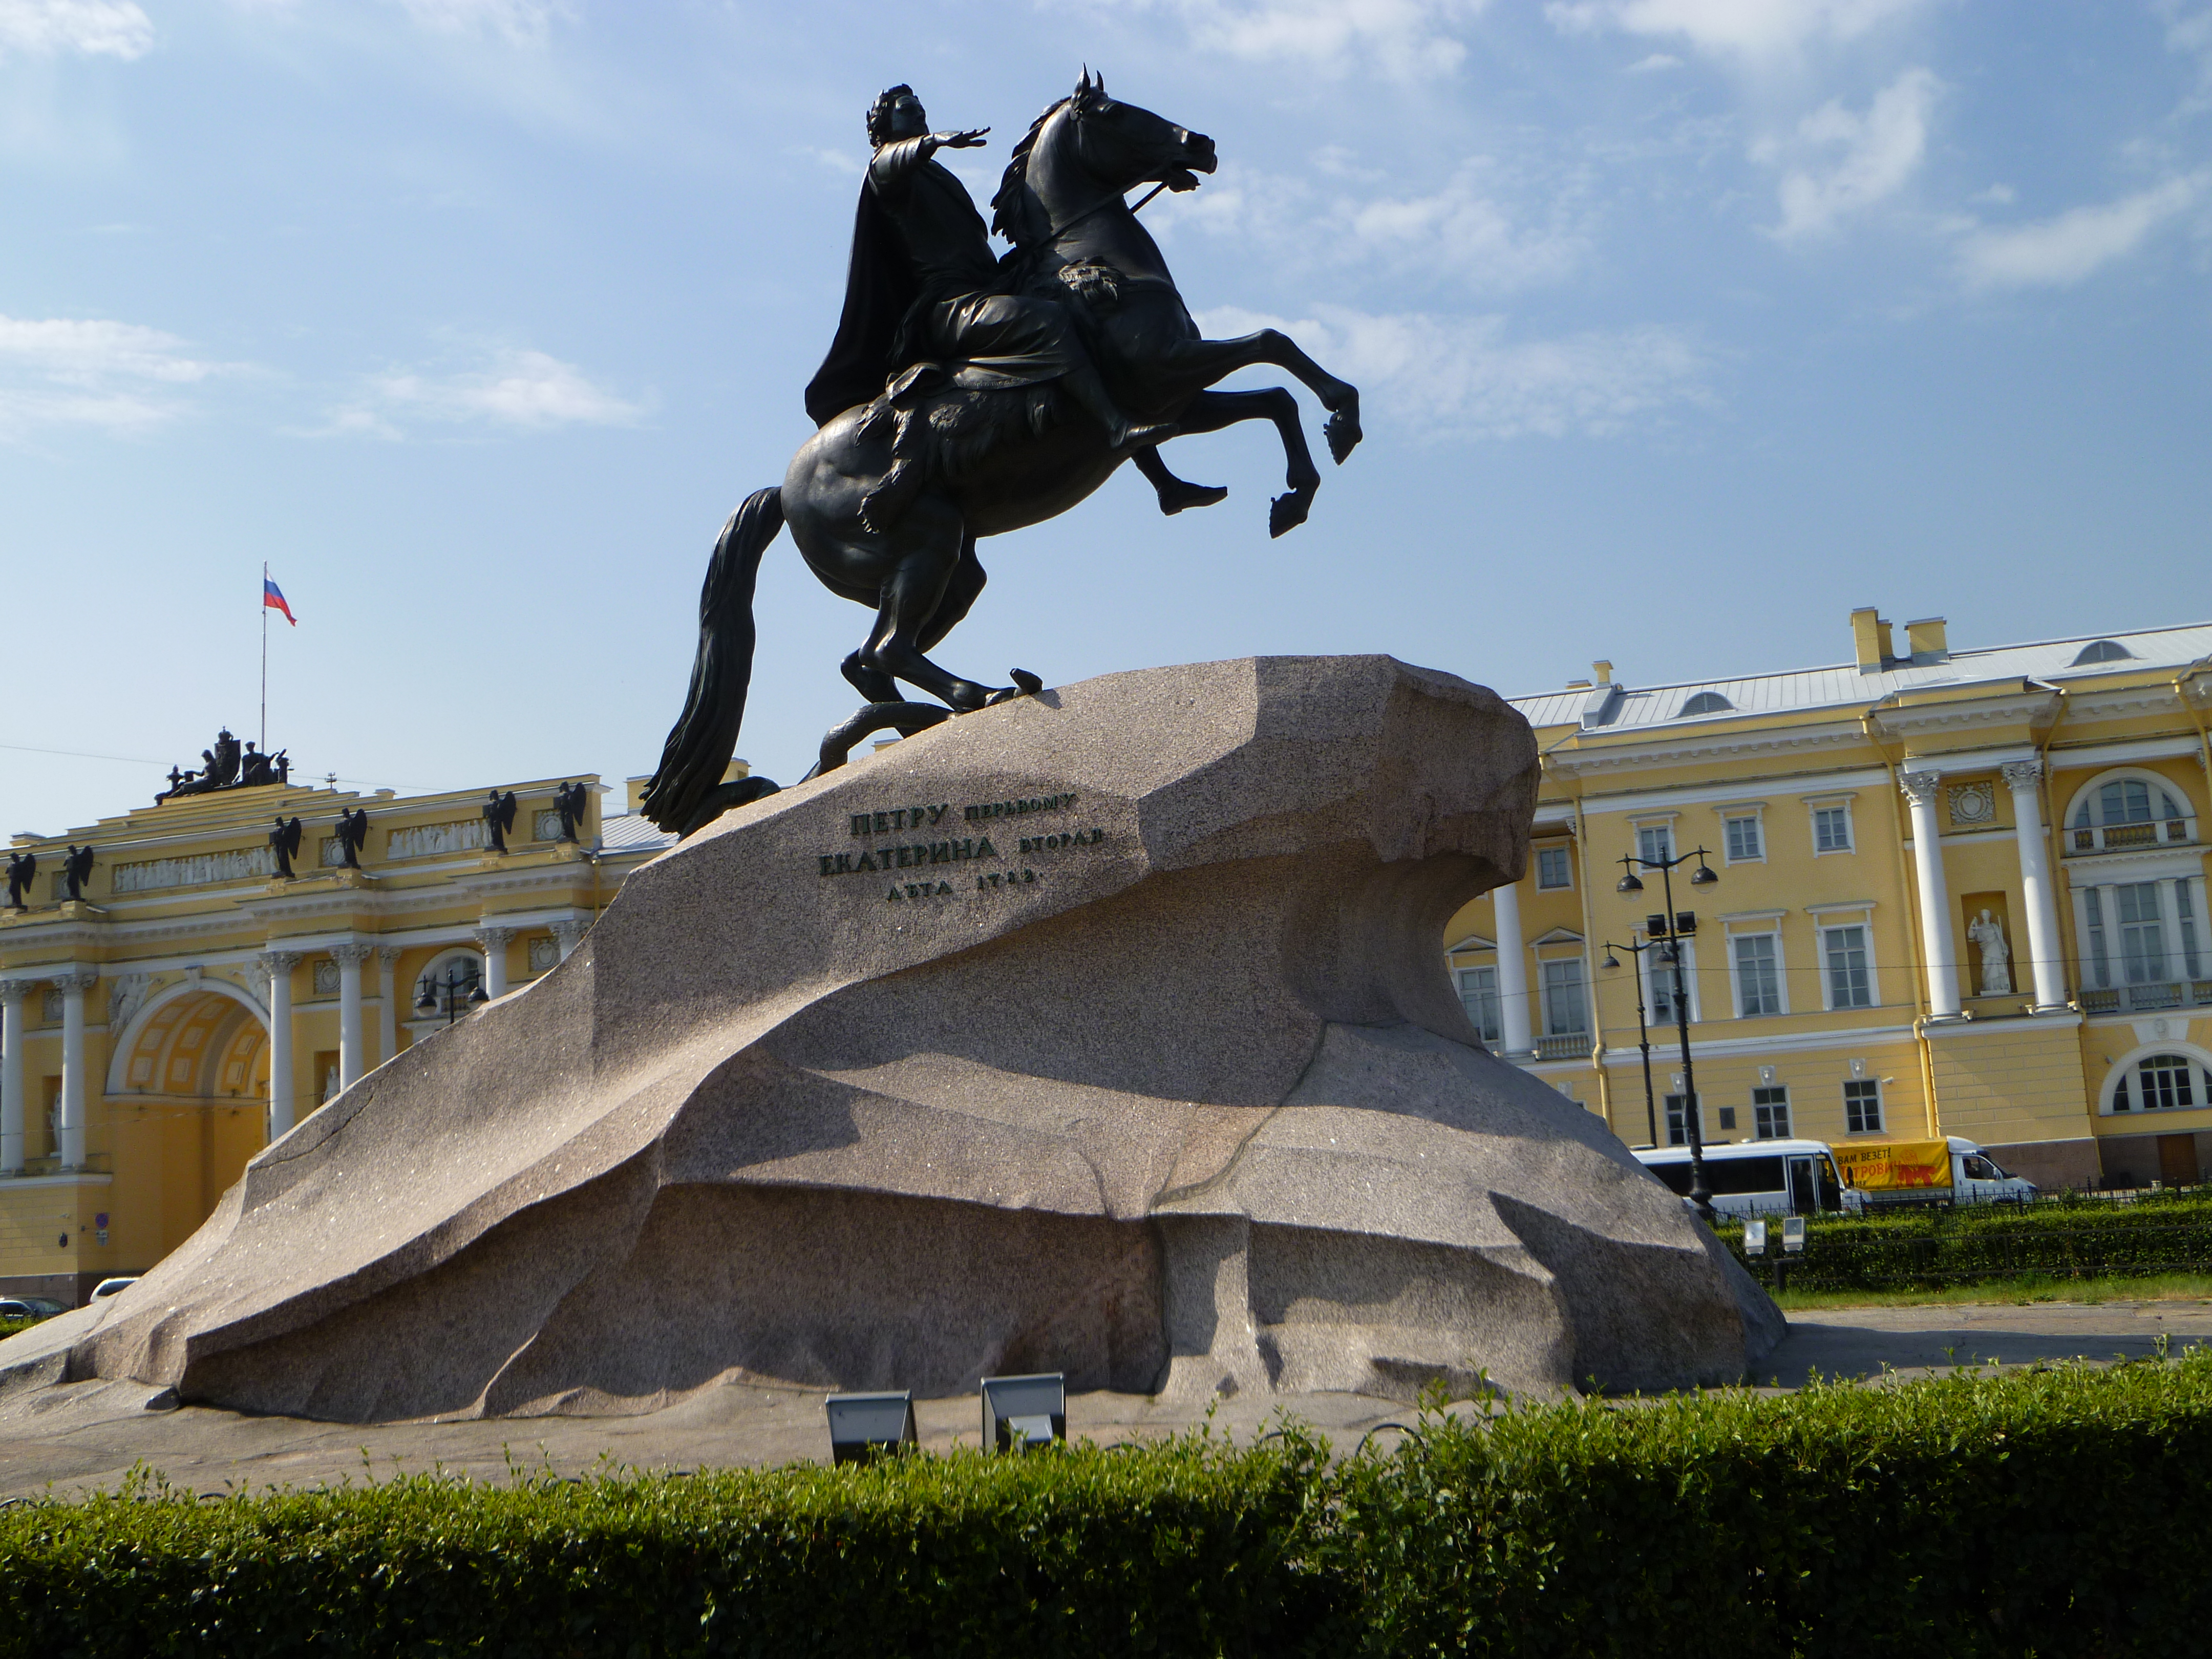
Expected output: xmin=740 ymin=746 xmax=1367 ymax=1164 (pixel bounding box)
xmin=803 ymin=182 xmax=918 ymax=429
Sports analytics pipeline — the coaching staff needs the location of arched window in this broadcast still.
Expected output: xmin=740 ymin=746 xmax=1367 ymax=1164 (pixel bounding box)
xmin=2070 ymin=639 xmax=2135 ymax=666
xmin=2067 ymin=770 xmax=2196 ymax=853
xmin=1680 ymin=691 xmax=1734 ymax=716
xmin=2105 ymin=1051 xmax=2212 ymax=1114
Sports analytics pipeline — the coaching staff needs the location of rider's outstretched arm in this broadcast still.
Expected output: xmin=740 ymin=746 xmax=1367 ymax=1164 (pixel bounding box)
xmin=869 ymin=127 xmax=988 ymax=192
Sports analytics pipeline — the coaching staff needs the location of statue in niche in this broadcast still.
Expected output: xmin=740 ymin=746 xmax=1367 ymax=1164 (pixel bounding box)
xmin=5 ymin=851 xmax=34 ymax=910
xmin=483 ymin=790 xmax=518 ymax=855
xmin=551 ymin=781 xmax=588 ymax=844
xmin=332 ymin=809 xmax=369 ymax=870
xmin=639 ymin=72 xmax=1364 ymax=837
xmin=269 ymin=816 xmax=304 ymax=879
xmin=60 ymin=844 xmax=94 ymax=902
xmin=1969 ymin=908 xmax=2012 ymax=996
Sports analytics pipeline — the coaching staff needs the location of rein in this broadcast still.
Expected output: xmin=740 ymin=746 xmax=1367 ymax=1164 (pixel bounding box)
xmin=1022 ymin=179 xmax=1172 ymax=253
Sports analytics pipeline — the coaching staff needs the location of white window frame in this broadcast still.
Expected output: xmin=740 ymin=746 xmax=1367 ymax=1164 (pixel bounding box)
xmin=1727 ymin=923 xmax=1789 ymax=1019
xmin=2061 ymin=768 xmax=2199 ymax=855
xmin=1663 ymin=1090 xmax=1704 ymax=1147
xmin=1804 ymin=794 xmax=1857 ymax=857
xmin=1632 ymin=820 xmax=1676 ymax=870
xmin=1751 ymin=1084 xmax=1792 ymax=1140
xmin=2072 ymin=875 xmax=2212 ymax=992
xmin=1809 ymin=908 xmax=1881 ymax=1011
xmin=1539 ymin=953 xmax=1589 ymax=1037
xmin=1639 ymin=934 xmax=1700 ymax=1025
xmin=1715 ymin=803 xmax=1768 ymax=866
xmin=1456 ymin=965 xmax=1501 ymax=1044
xmin=2098 ymin=1042 xmax=2212 ymax=1116
xmin=1534 ymin=843 xmax=1573 ymax=891
xmin=1842 ymin=1077 xmax=1884 ymax=1134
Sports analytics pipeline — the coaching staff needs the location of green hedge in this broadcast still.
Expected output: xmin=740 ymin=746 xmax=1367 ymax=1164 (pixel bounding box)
xmin=5 ymin=1354 xmax=2212 ymax=1656
xmin=1718 ymin=1192 xmax=2212 ymax=1290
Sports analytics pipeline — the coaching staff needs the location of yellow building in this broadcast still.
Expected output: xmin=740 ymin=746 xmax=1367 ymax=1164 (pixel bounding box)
xmin=0 ymin=755 xmax=682 ymax=1304
xmin=1446 ymin=610 xmax=2212 ymax=1194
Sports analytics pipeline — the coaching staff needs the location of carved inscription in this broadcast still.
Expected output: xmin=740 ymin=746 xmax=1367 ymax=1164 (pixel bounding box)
xmin=821 ymin=788 xmax=1102 ymax=904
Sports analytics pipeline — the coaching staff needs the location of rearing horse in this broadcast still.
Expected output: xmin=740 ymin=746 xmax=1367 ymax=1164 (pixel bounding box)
xmin=640 ymin=73 xmax=1363 ymax=836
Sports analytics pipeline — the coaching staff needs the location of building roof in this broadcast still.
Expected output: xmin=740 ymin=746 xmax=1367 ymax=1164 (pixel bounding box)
xmin=598 ymin=813 xmax=677 ymax=857
xmin=1510 ymin=621 xmax=2212 ymax=736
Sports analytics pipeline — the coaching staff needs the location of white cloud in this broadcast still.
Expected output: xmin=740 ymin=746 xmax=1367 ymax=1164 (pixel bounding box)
xmin=1342 ymin=162 xmax=1590 ymax=289
xmin=1545 ymin=0 xmax=1929 ymax=63
xmin=390 ymin=0 xmax=567 ymax=48
xmin=1197 ymin=303 xmax=1709 ymax=439
xmin=0 ymin=0 xmax=153 ymax=59
xmin=336 ymin=347 xmax=643 ymax=434
xmin=1956 ymin=175 xmax=2204 ymax=290
xmin=1625 ymin=51 xmax=1683 ymax=72
xmin=0 ymin=314 xmax=222 ymax=438
xmin=1768 ymin=66 xmax=1938 ymax=238
xmin=1125 ymin=0 xmax=1488 ymax=79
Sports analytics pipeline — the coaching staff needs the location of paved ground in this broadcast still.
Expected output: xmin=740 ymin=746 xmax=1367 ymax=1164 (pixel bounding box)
xmin=3 ymin=1300 xmax=2206 ymax=1503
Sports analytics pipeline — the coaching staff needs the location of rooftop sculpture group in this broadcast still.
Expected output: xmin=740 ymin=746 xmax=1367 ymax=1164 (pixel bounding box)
xmin=157 ymin=728 xmax=290 ymax=803
xmin=640 ymin=73 xmax=1363 ymax=836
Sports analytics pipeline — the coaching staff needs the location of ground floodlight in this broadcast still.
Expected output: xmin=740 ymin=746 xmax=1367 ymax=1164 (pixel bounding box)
xmin=824 ymin=1391 xmax=916 ymax=1464
xmin=1781 ymin=1216 xmax=1806 ymax=1255
xmin=1743 ymin=1219 xmax=1768 ymax=1257
xmin=980 ymin=1372 xmax=1066 ymax=1452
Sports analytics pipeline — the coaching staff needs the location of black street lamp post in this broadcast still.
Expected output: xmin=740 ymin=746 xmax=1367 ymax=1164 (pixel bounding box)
xmin=1617 ymin=846 xmax=1719 ymax=1223
xmin=415 ymin=962 xmax=488 ymax=1028
xmin=1600 ymin=935 xmax=1660 ymax=1148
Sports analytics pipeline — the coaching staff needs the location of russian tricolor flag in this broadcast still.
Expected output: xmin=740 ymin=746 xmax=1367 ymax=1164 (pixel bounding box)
xmin=264 ymin=576 xmax=297 ymax=626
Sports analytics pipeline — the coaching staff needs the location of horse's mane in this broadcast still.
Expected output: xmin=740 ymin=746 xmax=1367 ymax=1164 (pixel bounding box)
xmin=989 ymin=96 xmax=1068 ymax=247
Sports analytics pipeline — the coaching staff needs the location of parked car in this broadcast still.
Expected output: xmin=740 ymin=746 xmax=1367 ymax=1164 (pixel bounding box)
xmin=0 ymin=1296 xmax=67 ymax=1321
xmin=89 ymin=1277 xmax=139 ymax=1302
xmin=1632 ymin=1138 xmax=1853 ymax=1218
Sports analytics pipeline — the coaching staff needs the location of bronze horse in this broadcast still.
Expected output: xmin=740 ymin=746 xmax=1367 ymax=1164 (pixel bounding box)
xmin=642 ymin=74 xmax=1362 ymax=835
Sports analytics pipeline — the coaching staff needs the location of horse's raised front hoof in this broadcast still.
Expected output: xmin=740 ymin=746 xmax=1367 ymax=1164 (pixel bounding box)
xmin=1269 ymin=490 xmax=1313 ymax=538
xmin=1156 ymin=479 xmax=1229 ymax=516
xmin=1325 ymin=404 xmax=1363 ymax=464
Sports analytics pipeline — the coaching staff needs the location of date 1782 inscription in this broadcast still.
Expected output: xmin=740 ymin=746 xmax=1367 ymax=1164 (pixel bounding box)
xmin=817 ymin=791 xmax=1103 ymax=903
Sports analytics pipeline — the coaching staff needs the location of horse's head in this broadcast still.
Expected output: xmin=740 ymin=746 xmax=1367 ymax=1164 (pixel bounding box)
xmin=1066 ymin=69 xmax=1217 ymax=195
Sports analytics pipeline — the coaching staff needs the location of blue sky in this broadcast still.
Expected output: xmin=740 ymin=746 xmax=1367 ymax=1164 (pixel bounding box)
xmin=5 ymin=0 xmax=2209 ymax=834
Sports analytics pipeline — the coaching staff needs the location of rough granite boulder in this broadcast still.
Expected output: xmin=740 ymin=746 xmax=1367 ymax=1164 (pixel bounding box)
xmin=3 ymin=656 xmax=1781 ymax=1421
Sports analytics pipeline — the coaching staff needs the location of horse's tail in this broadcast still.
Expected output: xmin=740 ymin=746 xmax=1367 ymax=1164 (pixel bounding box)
xmin=639 ymin=487 xmax=783 ymax=835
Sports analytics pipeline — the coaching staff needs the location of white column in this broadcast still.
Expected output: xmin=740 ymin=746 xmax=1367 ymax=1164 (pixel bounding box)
xmin=55 ymin=968 xmax=95 ymax=1169
xmin=376 ymin=946 xmax=402 ymax=1068
xmin=261 ymin=951 xmax=299 ymax=1139
xmin=0 ymin=982 xmax=26 ymax=1173
xmin=331 ymin=941 xmax=372 ymax=1089
xmin=2001 ymin=760 xmax=2069 ymax=1011
xmin=550 ymin=917 xmax=589 ymax=962
xmin=1492 ymin=880 xmax=1533 ymax=1057
xmin=1901 ymin=772 xmax=1961 ymax=1018
xmin=477 ymin=926 xmax=513 ymax=999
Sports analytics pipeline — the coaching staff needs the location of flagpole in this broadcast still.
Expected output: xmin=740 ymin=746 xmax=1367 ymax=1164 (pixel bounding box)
xmin=261 ymin=561 xmax=268 ymax=754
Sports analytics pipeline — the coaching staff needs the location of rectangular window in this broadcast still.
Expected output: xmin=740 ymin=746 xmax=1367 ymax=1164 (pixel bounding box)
xmin=1542 ymin=959 xmax=1587 ymax=1036
xmin=2085 ymin=888 xmax=2110 ymax=988
xmin=1733 ymin=933 xmax=1782 ymax=1017
xmin=1636 ymin=824 xmax=1673 ymax=868
xmin=1645 ymin=941 xmax=1692 ymax=1025
xmin=1813 ymin=804 xmax=1853 ymax=854
xmin=2180 ymin=878 xmax=2201 ymax=980
xmin=1664 ymin=1092 xmax=1699 ymax=1147
xmin=1725 ymin=815 xmax=1763 ymax=862
xmin=1457 ymin=967 xmax=1500 ymax=1044
xmin=2117 ymin=882 xmax=2165 ymax=984
xmin=1823 ymin=924 xmax=1873 ymax=1009
xmin=1536 ymin=845 xmax=1572 ymax=890
xmin=1843 ymin=1078 xmax=1883 ymax=1134
xmin=1752 ymin=1086 xmax=1791 ymax=1139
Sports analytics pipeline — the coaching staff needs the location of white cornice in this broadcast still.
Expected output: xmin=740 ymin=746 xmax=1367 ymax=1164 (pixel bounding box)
xmin=2048 ymin=734 xmax=2207 ymax=771
xmin=1546 ymin=719 xmax=1870 ymax=779
xmin=2060 ymin=846 xmax=2208 ymax=883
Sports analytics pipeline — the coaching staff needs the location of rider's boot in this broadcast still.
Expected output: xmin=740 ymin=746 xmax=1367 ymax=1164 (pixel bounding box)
xmin=1134 ymin=446 xmax=1228 ymax=515
xmin=1060 ymin=364 xmax=1175 ymax=454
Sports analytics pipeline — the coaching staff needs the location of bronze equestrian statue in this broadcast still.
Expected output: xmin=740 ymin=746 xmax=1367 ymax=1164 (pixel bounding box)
xmin=642 ymin=73 xmax=1362 ymax=836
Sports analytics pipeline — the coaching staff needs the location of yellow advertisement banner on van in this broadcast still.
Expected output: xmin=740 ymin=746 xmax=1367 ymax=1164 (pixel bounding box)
xmin=1833 ymin=1139 xmax=1951 ymax=1191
